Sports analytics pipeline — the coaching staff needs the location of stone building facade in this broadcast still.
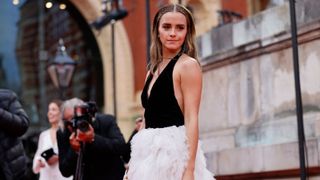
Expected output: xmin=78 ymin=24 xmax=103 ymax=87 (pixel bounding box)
xmin=197 ymin=0 xmax=320 ymax=178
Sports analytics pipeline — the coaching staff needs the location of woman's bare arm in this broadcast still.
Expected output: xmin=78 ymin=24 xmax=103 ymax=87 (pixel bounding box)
xmin=180 ymin=57 xmax=202 ymax=179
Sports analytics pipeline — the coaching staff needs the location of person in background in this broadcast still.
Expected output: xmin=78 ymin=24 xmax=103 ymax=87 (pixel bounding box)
xmin=0 ymin=89 xmax=29 ymax=180
xmin=122 ymin=117 xmax=143 ymax=167
xmin=33 ymin=99 xmax=72 ymax=180
xmin=126 ymin=4 xmax=214 ymax=180
xmin=57 ymin=98 xmax=126 ymax=180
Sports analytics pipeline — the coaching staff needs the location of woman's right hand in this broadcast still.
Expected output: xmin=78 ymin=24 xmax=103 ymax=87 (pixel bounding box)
xmin=33 ymin=158 xmax=46 ymax=174
xmin=182 ymin=169 xmax=194 ymax=180
xmin=38 ymin=159 xmax=46 ymax=168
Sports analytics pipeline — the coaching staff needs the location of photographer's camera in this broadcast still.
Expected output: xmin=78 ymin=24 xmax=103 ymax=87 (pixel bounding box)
xmin=69 ymin=102 xmax=97 ymax=132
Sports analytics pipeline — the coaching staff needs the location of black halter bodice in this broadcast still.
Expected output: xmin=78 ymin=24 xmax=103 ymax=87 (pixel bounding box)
xmin=141 ymin=54 xmax=184 ymax=128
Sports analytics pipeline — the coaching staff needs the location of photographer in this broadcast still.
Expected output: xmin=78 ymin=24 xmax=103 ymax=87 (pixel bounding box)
xmin=57 ymin=98 xmax=126 ymax=180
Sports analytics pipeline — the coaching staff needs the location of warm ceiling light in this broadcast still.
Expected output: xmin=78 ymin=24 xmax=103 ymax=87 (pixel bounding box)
xmin=59 ymin=3 xmax=67 ymax=10
xmin=45 ymin=1 xmax=53 ymax=9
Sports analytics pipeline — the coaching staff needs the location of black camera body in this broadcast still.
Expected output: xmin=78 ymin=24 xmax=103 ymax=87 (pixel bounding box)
xmin=70 ymin=102 xmax=97 ymax=132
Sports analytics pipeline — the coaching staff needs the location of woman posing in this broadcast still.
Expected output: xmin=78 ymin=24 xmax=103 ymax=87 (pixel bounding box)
xmin=127 ymin=3 xmax=214 ymax=180
xmin=33 ymin=99 xmax=72 ymax=180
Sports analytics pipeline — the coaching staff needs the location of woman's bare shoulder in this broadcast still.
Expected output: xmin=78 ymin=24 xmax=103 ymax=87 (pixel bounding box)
xmin=176 ymin=54 xmax=201 ymax=72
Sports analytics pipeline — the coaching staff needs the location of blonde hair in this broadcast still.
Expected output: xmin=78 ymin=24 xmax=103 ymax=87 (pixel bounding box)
xmin=149 ymin=3 xmax=197 ymax=73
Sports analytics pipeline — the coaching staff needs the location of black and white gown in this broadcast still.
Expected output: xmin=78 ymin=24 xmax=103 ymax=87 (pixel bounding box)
xmin=127 ymin=53 xmax=215 ymax=180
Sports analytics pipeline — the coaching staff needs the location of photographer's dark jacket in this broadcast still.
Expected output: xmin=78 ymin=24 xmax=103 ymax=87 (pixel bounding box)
xmin=0 ymin=89 xmax=29 ymax=180
xmin=57 ymin=113 xmax=126 ymax=180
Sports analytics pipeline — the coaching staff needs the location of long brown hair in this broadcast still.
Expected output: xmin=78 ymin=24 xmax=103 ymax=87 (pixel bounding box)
xmin=149 ymin=4 xmax=197 ymax=73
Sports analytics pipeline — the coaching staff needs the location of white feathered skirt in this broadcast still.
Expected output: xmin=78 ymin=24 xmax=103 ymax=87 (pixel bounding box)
xmin=126 ymin=125 xmax=215 ymax=180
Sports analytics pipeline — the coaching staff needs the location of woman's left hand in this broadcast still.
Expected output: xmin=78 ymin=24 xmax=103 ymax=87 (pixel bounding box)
xmin=182 ymin=169 xmax=194 ymax=180
xmin=46 ymin=154 xmax=59 ymax=165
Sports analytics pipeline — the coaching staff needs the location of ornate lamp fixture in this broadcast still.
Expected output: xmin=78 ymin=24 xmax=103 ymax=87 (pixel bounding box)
xmin=47 ymin=39 xmax=76 ymax=98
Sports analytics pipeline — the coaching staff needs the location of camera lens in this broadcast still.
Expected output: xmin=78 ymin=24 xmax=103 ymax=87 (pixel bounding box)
xmin=77 ymin=120 xmax=90 ymax=132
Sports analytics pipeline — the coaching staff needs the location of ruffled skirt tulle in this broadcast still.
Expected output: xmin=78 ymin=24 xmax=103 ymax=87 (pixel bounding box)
xmin=127 ymin=126 xmax=215 ymax=180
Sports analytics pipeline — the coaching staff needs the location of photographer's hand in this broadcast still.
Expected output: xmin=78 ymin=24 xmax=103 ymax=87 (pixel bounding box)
xmin=76 ymin=125 xmax=95 ymax=143
xmin=69 ymin=132 xmax=80 ymax=152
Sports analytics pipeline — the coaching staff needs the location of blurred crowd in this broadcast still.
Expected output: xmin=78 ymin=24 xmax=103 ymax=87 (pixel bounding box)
xmin=0 ymin=88 xmax=140 ymax=180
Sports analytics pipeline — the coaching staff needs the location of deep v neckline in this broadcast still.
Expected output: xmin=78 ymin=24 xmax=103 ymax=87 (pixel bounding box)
xmin=147 ymin=59 xmax=175 ymax=100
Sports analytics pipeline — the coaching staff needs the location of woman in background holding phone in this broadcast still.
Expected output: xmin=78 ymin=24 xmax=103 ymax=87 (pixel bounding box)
xmin=33 ymin=99 xmax=72 ymax=180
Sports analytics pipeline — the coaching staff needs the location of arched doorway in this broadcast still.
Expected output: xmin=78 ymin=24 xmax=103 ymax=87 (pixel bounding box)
xmin=14 ymin=0 xmax=104 ymax=128
xmin=68 ymin=0 xmax=136 ymax=138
